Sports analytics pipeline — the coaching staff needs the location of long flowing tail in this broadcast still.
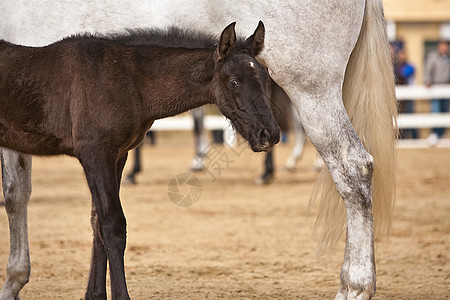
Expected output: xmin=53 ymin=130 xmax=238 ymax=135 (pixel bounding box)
xmin=310 ymin=0 xmax=397 ymax=250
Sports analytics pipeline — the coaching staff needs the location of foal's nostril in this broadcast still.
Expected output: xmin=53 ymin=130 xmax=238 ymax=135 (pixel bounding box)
xmin=258 ymin=129 xmax=270 ymax=144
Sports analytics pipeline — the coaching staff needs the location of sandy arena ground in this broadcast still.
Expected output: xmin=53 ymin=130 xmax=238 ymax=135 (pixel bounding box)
xmin=0 ymin=132 xmax=449 ymax=299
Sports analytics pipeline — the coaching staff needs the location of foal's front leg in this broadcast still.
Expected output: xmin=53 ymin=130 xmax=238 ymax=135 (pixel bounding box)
xmin=86 ymin=202 xmax=108 ymax=300
xmin=79 ymin=149 xmax=130 ymax=300
xmin=86 ymin=154 xmax=128 ymax=300
xmin=0 ymin=149 xmax=32 ymax=300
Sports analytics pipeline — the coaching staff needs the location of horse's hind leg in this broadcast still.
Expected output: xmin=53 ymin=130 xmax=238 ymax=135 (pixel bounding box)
xmin=0 ymin=148 xmax=32 ymax=300
xmin=287 ymin=84 xmax=376 ymax=299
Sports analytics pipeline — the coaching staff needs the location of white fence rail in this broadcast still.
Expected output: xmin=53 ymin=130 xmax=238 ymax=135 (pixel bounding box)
xmin=152 ymin=115 xmax=228 ymax=131
xmin=397 ymin=113 xmax=450 ymax=129
xmin=396 ymin=84 xmax=450 ymax=148
xmin=397 ymin=84 xmax=450 ymax=129
xmin=396 ymin=84 xmax=450 ymax=101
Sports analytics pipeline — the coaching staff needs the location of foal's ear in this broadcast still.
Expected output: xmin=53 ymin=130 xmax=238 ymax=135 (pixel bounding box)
xmin=218 ymin=22 xmax=236 ymax=59
xmin=245 ymin=21 xmax=265 ymax=56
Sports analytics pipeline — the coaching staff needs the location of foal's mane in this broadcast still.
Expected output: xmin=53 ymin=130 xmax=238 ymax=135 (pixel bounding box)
xmin=111 ymin=27 xmax=218 ymax=49
xmin=67 ymin=26 xmax=248 ymax=50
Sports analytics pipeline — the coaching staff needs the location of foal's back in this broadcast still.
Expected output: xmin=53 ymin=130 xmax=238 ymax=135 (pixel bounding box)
xmin=0 ymin=38 xmax=144 ymax=156
xmin=0 ymin=30 xmax=219 ymax=156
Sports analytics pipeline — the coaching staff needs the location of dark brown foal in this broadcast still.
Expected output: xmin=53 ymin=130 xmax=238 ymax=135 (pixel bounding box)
xmin=0 ymin=22 xmax=279 ymax=299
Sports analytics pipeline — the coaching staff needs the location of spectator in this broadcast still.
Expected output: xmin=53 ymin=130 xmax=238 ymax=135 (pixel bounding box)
xmin=394 ymin=48 xmax=417 ymax=139
xmin=424 ymin=40 xmax=450 ymax=146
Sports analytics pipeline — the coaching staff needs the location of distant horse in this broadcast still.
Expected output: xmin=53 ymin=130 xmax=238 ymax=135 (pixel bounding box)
xmin=1 ymin=1 xmax=397 ymax=299
xmin=0 ymin=23 xmax=279 ymax=299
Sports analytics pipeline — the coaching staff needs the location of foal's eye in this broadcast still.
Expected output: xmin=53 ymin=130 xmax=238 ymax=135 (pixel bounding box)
xmin=228 ymin=79 xmax=240 ymax=88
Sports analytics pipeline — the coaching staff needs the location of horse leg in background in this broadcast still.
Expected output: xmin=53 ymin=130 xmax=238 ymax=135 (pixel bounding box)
xmin=285 ymin=105 xmax=306 ymax=171
xmin=313 ymin=153 xmax=325 ymax=171
xmin=283 ymin=103 xmax=323 ymax=172
xmin=254 ymin=150 xmax=274 ymax=185
xmin=0 ymin=148 xmax=32 ymax=300
xmin=123 ymin=131 xmax=156 ymax=185
xmin=190 ymin=107 xmax=208 ymax=172
xmin=124 ymin=144 xmax=142 ymax=184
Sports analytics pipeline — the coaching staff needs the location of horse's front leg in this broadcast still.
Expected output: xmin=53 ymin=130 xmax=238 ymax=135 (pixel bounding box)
xmin=288 ymin=85 xmax=376 ymax=300
xmin=79 ymin=148 xmax=130 ymax=300
xmin=0 ymin=148 xmax=32 ymax=300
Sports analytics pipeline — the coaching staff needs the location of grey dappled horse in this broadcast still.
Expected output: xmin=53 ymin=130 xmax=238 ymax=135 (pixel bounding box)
xmin=1 ymin=1 xmax=397 ymax=299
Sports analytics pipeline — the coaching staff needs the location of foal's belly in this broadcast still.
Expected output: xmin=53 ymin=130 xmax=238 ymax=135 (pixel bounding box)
xmin=0 ymin=121 xmax=72 ymax=156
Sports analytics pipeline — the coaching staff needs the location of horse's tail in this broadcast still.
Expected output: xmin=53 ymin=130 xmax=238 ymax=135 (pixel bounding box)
xmin=310 ymin=0 xmax=397 ymax=250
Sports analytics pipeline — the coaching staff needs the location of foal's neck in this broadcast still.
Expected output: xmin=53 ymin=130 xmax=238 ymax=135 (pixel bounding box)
xmin=138 ymin=47 xmax=215 ymax=121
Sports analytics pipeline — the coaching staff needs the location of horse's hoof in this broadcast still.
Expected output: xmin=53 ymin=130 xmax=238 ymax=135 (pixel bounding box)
xmin=335 ymin=284 xmax=375 ymax=300
xmin=190 ymin=157 xmax=206 ymax=172
xmin=253 ymin=173 xmax=274 ymax=185
xmin=284 ymin=158 xmax=297 ymax=171
xmin=122 ymin=176 xmax=137 ymax=185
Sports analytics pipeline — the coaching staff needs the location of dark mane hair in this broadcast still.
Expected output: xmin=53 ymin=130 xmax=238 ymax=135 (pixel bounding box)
xmin=112 ymin=27 xmax=218 ymax=49
xmin=66 ymin=26 xmax=248 ymax=51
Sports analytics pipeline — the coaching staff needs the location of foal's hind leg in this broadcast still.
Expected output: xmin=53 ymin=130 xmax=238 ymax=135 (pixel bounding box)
xmin=287 ymin=85 xmax=376 ymax=300
xmin=0 ymin=149 xmax=32 ymax=300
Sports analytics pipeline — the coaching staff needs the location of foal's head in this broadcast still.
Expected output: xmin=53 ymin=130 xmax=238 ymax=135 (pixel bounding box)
xmin=211 ymin=22 xmax=280 ymax=152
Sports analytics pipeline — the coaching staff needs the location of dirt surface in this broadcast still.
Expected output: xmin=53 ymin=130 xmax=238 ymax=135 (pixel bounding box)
xmin=0 ymin=132 xmax=449 ymax=299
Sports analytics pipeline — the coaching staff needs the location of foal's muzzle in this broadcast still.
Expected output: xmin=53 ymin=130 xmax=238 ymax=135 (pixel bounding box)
xmin=250 ymin=127 xmax=280 ymax=152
